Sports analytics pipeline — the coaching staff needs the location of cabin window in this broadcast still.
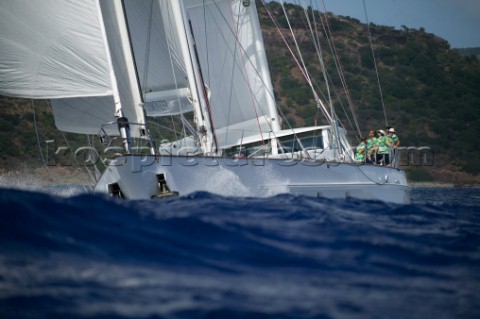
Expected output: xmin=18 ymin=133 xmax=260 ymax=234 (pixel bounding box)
xmin=278 ymin=130 xmax=323 ymax=153
xmin=222 ymin=130 xmax=323 ymax=157
xmin=223 ymin=140 xmax=270 ymax=157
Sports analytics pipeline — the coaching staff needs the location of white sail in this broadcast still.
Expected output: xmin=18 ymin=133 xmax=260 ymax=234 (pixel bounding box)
xmin=124 ymin=0 xmax=194 ymax=117
xmin=51 ymin=96 xmax=118 ymax=136
xmin=0 ymin=0 xmax=111 ymax=98
xmin=185 ymin=0 xmax=280 ymax=146
xmin=0 ymin=0 xmax=148 ymax=138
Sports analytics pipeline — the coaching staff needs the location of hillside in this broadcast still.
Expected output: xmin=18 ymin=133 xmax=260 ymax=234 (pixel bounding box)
xmin=1 ymin=1 xmax=480 ymax=184
xmin=257 ymin=1 xmax=480 ymax=183
xmin=457 ymin=47 xmax=480 ymax=60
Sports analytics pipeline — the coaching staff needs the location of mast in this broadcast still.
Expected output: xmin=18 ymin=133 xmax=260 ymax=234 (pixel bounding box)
xmin=97 ymin=0 xmax=151 ymax=154
xmin=170 ymin=0 xmax=217 ymax=155
xmin=187 ymin=17 xmax=219 ymax=154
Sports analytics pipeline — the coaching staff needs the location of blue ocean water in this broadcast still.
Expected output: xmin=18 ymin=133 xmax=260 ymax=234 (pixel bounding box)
xmin=0 ymin=187 xmax=479 ymax=319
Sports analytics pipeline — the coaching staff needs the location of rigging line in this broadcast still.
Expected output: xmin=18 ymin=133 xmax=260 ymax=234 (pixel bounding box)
xmin=85 ymin=134 xmax=100 ymax=187
xmin=202 ymin=0 xmax=211 ymax=85
xmin=288 ymin=0 xmax=335 ymax=117
xmin=318 ymin=5 xmax=349 ymax=102
xmin=46 ymin=101 xmax=97 ymax=187
xmin=222 ymin=1 xmax=245 ymax=144
xmin=203 ymin=0 xmax=236 ymax=135
xmin=252 ymin=7 xmax=319 ymax=137
xmin=308 ymin=3 xmax=332 ymax=107
xmin=206 ymin=1 xmax=281 ymax=135
xmin=267 ymin=1 xmax=332 ymax=122
xmin=142 ymin=0 xmax=154 ymax=99
xmin=170 ymin=115 xmax=178 ymax=140
xmin=301 ymin=1 xmax=338 ymax=125
xmin=227 ymin=0 xmax=265 ymax=143
xmin=208 ymin=1 xmax=270 ymax=140
xmin=280 ymin=0 xmax=312 ymax=84
xmin=319 ymin=0 xmax=361 ymax=136
xmin=187 ymin=17 xmax=220 ymax=152
xmin=164 ymin=2 xmax=187 ymax=140
xmin=200 ymin=0 xmax=224 ymax=146
xmin=31 ymin=99 xmax=49 ymax=171
xmin=261 ymin=0 xmax=332 ymax=123
xmin=307 ymin=3 xmax=356 ymax=132
xmin=362 ymin=0 xmax=388 ymax=127
xmin=204 ymin=1 xmax=289 ymax=140
xmin=254 ymin=4 xmax=319 ymax=133
xmin=205 ymin=0 xmax=265 ymax=142
xmin=283 ymin=0 xmax=330 ymax=127
xmin=292 ymin=0 xmax=335 ymax=124
xmin=323 ymin=73 xmax=356 ymax=132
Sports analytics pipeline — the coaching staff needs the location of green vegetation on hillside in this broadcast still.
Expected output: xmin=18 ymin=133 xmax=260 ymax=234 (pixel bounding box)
xmin=258 ymin=1 xmax=480 ymax=178
xmin=457 ymin=47 xmax=480 ymax=60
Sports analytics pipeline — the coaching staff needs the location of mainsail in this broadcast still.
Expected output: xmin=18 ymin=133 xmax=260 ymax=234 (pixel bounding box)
xmin=184 ymin=0 xmax=280 ymax=147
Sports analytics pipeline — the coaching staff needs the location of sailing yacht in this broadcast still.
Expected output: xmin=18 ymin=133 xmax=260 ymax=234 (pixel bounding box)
xmin=0 ymin=0 xmax=410 ymax=203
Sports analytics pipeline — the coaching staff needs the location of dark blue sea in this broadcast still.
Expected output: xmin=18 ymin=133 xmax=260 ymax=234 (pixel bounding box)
xmin=1 ymin=186 xmax=479 ymax=319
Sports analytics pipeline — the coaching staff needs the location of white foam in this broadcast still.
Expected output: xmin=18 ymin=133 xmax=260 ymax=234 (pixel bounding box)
xmin=0 ymin=170 xmax=90 ymax=197
xmin=203 ymin=166 xmax=254 ymax=197
xmin=177 ymin=164 xmax=290 ymax=198
xmin=257 ymin=165 xmax=290 ymax=197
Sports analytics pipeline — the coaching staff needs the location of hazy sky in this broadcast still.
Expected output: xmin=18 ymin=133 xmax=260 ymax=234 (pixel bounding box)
xmin=312 ymin=0 xmax=480 ymax=48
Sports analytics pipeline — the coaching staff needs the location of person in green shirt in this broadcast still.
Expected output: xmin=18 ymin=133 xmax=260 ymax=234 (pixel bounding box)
xmin=365 ymin=130 xmax=377 ymax=163
xmin=387 ymin=127 xmax=400 ymax=166
xmin=355 ymin=137 xmax=367 ymax=162
xmin=375 ymin=130 xmax=392 ymax=165
xmin=385 ymin=128 xmax=394 ymax=148
xmin=387 ymin=127 xmax=400 ymax=148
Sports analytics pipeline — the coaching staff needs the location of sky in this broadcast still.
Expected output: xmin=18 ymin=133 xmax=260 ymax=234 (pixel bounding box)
xmin=313 ymin=0 xmax=480 ymax=48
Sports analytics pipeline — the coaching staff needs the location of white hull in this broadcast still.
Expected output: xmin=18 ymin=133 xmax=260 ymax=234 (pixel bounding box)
xmin=94 ymin=155 xmax=411 ymax=204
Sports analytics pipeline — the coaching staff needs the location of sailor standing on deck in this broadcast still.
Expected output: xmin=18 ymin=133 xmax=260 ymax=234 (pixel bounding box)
xmin=375 ymin=130 xmax=391 ymax=165
xmin=388 ymin=128 xmax=400 ymax=148
xmin=387 ymin=127 xmax=400 ymax=166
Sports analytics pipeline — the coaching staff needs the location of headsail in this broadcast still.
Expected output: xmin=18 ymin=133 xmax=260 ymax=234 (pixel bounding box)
xmin=0 ymin=0 xmax=146 ymax=137
xmin=0 ymin=0 xmax=111 ymax=98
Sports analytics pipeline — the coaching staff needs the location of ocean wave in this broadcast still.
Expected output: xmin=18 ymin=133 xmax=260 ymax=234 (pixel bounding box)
xmin=0 ymin=188 xmax=479 ymax=319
